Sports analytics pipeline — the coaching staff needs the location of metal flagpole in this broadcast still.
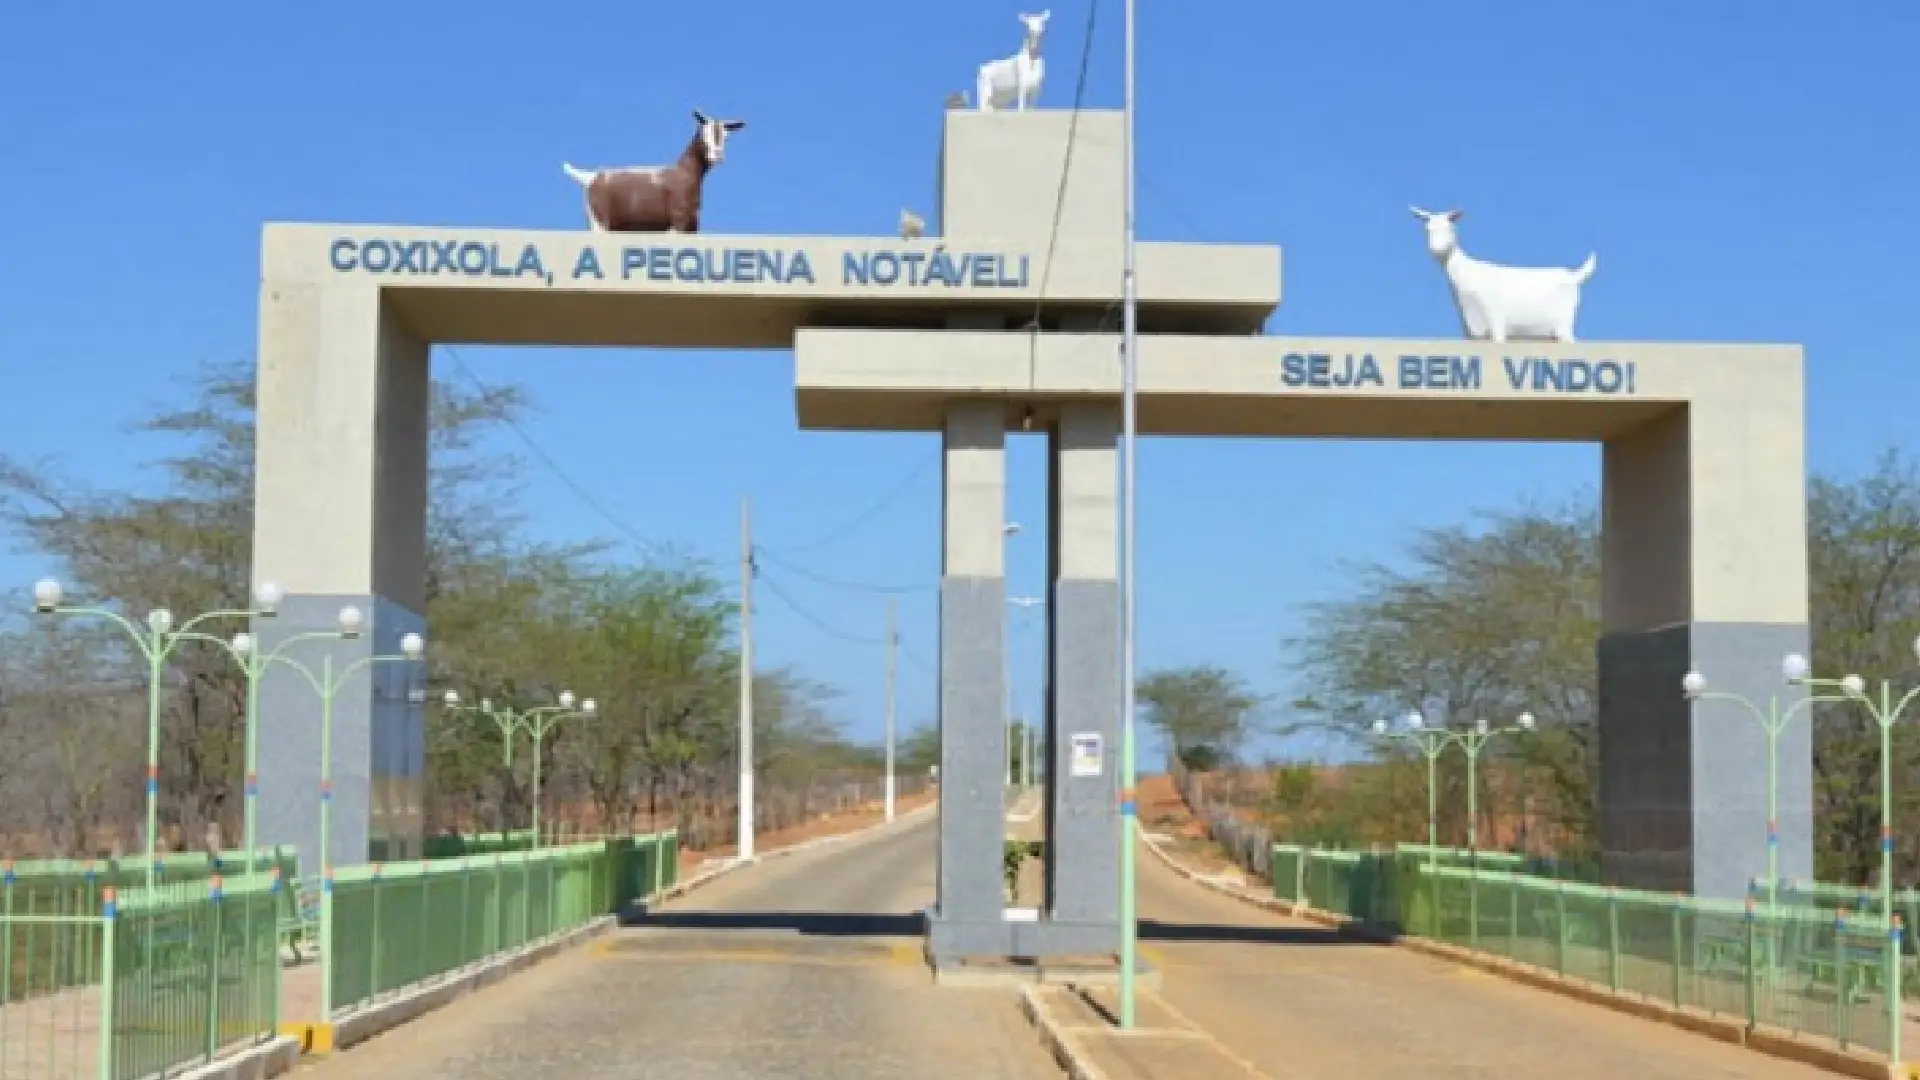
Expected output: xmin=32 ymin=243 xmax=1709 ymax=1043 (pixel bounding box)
xmin=1117 ymin=0 xmax=1141 ymax=1032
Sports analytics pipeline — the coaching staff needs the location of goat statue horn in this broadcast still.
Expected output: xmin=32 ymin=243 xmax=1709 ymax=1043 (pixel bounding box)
xmin=1409 ymin=206 xmax=1432 ymax=220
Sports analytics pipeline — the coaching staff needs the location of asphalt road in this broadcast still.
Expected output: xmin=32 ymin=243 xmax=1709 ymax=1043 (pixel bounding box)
xmin=294 ymin=811 xmax=1064 ymax=1080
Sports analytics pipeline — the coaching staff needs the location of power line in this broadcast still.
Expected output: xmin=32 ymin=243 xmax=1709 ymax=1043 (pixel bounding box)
xmin=1029 ymin=0 xmax=1105 ymax=329
xmin=758 ymin=448 xmax=939 ymax=557
xmin=439 ymin=345 xmax=670 ymax=558
xmin=754 ymin=567 xmax=888 ymax=647
xmin=753 ymin=546 xmax=935 ymax=596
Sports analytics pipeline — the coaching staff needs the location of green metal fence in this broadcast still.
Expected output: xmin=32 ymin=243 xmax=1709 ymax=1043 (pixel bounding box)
xmin=0 ymin=876 xmax=281 ymax=1080
xmin=322 ymin=831 xmax=676 ymax=1018
xmin=0 ymin=831 xmax=674 ymax=1078
xmin=1272 ymin=843 xmax=1905 ymax=1057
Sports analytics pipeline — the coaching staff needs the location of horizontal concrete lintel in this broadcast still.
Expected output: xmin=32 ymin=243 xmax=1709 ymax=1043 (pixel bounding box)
xmin=793 ymin=331 xmax=1803 ymax=441
xmin=259 ymin=224 xmax=1278 ymax=347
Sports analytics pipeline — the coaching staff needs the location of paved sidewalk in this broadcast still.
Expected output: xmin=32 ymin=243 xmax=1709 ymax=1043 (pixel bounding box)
xmin=1133 ymin=836 xmax=1859 ymax=1080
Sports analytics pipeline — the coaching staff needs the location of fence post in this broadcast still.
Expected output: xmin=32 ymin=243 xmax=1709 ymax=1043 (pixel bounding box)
xmin=418 ymin=861 xmax=431 ymax=983
xmin=655 ymin=832 xmax=667 ymax=900
xmin=320 ymin=866 xmax=334 ymax=1019
xmin=461 ymin=859 xmax=473 ymax=968
xmin=1606 ymin=887 xmax=1620 ymax=992
xmin=98 ymin=890 xmax=119 ymax=1080
xmin=1834 ymin=908 xmax=1849 ymax=1050
xmin=369 ymin=864 xmax=383 ymax=1000
xmin=1507 ymin=876 xmax=1518 ymax=959
xmin=1554 ymin=882 xmax=1568 ymax=976
xmin=1669 ymin=894 xmax=1683 ymax=1008
xmin=1743 ymin=899 xmax=1759 ymax=1032
xmin=1469 ymin=858 xmax=1480 ymax=951
xmin=1888 ymin=914 xmax=1903 ymax=1066
xmin=206 ymin=876 xmax=225 ymax=1062
xmin=2 ymin=861 xmax=12 ymax=1008
xmin=268 ymin=867 xmax=283 ymax=1028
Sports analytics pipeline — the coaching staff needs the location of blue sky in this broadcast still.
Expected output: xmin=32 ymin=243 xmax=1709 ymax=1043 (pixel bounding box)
xmin=1 ymin=3 xmax=1913 ymax=763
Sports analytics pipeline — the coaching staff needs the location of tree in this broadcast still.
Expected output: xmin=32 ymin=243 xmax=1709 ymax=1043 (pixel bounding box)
xmin=1284 ymin=499 xmax=1600 ymax=855
xmin=1137 ymin=664 xmax=1265 ymax=771
xmin=896 ymin=722 xmax=940 ymax=776
xmin=1281 ymin=452 xmax=1920 ymax=881
xmin=1805 ymin=450 xmax=1920 ymax=883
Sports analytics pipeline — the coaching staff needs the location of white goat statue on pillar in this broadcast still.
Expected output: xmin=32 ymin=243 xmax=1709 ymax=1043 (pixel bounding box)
xmin=976 ymin=11 xmax=1049 ymax=112
xmin=1411 ymin=206 xmax=1598 ymax=343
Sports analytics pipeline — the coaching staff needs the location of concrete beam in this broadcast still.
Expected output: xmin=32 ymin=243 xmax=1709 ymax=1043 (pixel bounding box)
xmin=259 ymin=225 xmax=1278 ymax=346
xmin=793 ymin=331 xmax=1801 ymax=442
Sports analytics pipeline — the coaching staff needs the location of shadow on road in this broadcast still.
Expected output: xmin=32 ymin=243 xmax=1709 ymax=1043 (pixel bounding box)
xmin=1140 ymin=919 xmax=1380 ymax=946
xmin=624 ymin=908 xmax=928 ymax=938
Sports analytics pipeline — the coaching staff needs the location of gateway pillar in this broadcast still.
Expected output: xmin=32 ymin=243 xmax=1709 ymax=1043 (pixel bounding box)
xmin=252 ymin=277 xmax=430 ymax=873
xmin=928 ymin=400 xmax=1010 ymax=960
xmin=1043 ymin=403 xmax=1121 ymax=945
xmin=1598 ymin=394 xmax=1812 ymax=898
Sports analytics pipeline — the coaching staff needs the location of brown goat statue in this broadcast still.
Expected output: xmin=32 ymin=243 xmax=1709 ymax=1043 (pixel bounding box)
xmin=561 ymin=110 xmax=746 ymax=233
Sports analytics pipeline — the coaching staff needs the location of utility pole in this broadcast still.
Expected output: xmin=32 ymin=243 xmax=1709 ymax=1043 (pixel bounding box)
xmin=1117 ymin=0 xmax=1142 ymax=1029
xmin=885 ymin=594 xmax=897 ymax=822
xmin=738 ymin=495 xmax=755 ymax=862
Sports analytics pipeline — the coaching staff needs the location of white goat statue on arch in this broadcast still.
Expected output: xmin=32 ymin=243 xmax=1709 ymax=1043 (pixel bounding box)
xmin=1411 ymin=206 xmax=1597 ymax=343
xmin=977 ymin=11 xmax=1049 ymax=112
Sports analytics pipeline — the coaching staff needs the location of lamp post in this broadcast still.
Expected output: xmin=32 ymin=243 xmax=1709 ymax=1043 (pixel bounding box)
xmin=442 ymin=691 xmax=596 ymax=845
xmin=1370 ymin=709 xmax=1533 ymax=870
xmin=224 ymin=603 xmax=384 ymax=877
xmin=32 ymin=577 xmax=281 ymax=892
xmin=1680 ymin=654 xmax=1840 ymax=911
xmin=1450 ymin=713 xmax=1536 ymax=858
xmin=259 ymin=622 xmax=425 ymax=872
xmin=1789 ymin=635 xmax=1920 ymax=1065
xmin=1371 ymin=711 xmax=1455 ymax=872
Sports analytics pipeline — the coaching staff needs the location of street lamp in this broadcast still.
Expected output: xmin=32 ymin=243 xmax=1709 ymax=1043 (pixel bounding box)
xmin=1680 ymin=653 xmax=1840 ymax=911
xmin=228 ymin=602 xmax=380 ymax=879
xmin=256 ymin=621 xmax=425 ymax=872
xmin=1370 ymin=709 xmax=1532 ymax=871
xmin=1454 ymin=712 xmax=1536 ymax=857
xmin=442 ymin=691 xmax=596 ymax=845
xmin=1783 ymin=635 xmax=1920 ymax=1065
xmin=32 ymin=577 xmax=281 ymax=892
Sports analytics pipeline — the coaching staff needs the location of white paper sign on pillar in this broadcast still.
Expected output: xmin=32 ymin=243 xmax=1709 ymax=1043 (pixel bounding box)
xmin=1069 ymin=732 xmax=1104 ymax=778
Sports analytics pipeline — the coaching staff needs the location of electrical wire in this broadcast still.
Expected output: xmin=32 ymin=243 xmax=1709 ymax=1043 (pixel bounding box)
xmin=753 ymin=569 xmax=888 ymax=647
xmin=1030 ymin=0 xmax=1105 ymax=328
xmin=757 ymin=448 xmax=939 ymax=557
xmin=753 ymin=546 xmax=934 ymax=595
xmin=440 ymin=346 xmax=671 ymax=558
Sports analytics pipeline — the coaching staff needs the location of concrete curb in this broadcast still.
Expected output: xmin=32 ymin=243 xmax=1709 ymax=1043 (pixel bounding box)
xmin=1140 ymin=834 xmax=1906 ymax=1080
xmin=1019 ymin=985 xmax=1114 ymax=1080
xmin=172 ymin=1036 xmax=302 ymax=1080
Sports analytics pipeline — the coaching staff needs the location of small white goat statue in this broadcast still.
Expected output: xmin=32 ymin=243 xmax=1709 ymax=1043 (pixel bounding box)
xmin=1411 ymin=206 xmax=1598 ymax=343
xmin=899 ymin=209 xmax=927 ymax=240
xmin=976 ymin=11 xmax=1049 ymax=112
